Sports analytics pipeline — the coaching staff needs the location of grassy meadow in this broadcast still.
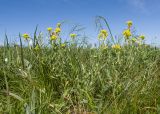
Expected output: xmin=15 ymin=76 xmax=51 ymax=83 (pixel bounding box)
xmin=0 ymin=17 xmax=160 ymax=114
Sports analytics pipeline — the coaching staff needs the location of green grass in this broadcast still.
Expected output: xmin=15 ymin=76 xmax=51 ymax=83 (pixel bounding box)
xmin=1 ymin=44 xmax=160 ymax=114
xmin=0 ymin=18 xmax=160 ymax=114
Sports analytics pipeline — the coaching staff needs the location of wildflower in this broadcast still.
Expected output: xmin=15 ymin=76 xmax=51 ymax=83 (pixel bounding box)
xmin=57 ymin=23 xmax=61 ymax=28
xmin=123 ymin=29 xmax=131 ymax=38
xmin=70 ymin=33 xmax=77 ymax=39
xmin=139 ymin=35 xmax=145 ymax=40
xmin=98 ymin=29 xmax=108 ymax=40
xmin=101 ymin=29 xmax=108 ymax=36
xmin=22 ymin=33 xmax=30 ymax=40
xmin=50 ymin=35 xmax=57 ymax=41
xmin=126 ymin=21 xmax=133 ymax=28
xmin=47 ymin=27 xmax=52 ymax=32
xmin=101 ymin=29 xmax=108 ymax=38
xmin=61 ymin=43 xmax=66 ymax=48
xmin=112 ymin=44 xmax=121 ymax=50
xmin=54 ymin=27 xmax=61 ymax=34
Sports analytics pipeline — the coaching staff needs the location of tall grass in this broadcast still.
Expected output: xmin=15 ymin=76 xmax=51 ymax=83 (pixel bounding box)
xmin=0 ymin=17 xmax=160 ymax=114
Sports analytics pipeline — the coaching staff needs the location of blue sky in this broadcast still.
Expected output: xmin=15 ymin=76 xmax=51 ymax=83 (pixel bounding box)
xmin=0 ymin=0 xmax=160 ymax=45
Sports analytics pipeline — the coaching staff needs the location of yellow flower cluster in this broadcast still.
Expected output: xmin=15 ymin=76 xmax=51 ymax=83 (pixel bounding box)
xmin=70 ymin=33 xmax=77 ymax=39
xmin=54 ymin=27 xmax=61 ymax=34
xmin=126 ymin=21 xmax=133 ymax=28
xmin=61 ymin=43 xmax=66 ymax=48
xmin=131 ymin=35 xmax=145 ymax=45
xmin=47 ymin=27 xmax=52 ymax=32
xmin=139 ymin=35 xmax=145 ymax=40
xmin=122 ymin=20 xmax=146 ymax=45
xmin=50 ymin=35 xmax=57 ymax=41
xmin=22 ymin=33 xmax=30 ymax=40
xmin=47 ymin=23 xmax=62 ymax=41
xmin=123 ymin=29 xmax=131 ymax=38
xmin=112 ymin=44 xmax=121 ymax=50
xmin=98 ymin=29 xmax=108 ymax=40
xmin=123 ymin=21 xmax=133 ymax=40
xmin=57 ymin=23 xmax=61 ymax=28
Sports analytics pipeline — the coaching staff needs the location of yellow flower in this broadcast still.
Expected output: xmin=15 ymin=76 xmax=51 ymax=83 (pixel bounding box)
xmin=61 ymin=43 xmax=66 ymax=48
xmin=70 ymin=33 xmax=77 ymax=39
xmin=98 ymin=29 xmax=108 ymax=40
xmin=57 ymin=23 xmax=61 ymax=28
xmin=123 ymin=29 xmax=131 ymax=38
xmin=139 ymin=35 xmax=145 ymax=40
xmin=112 ymin=44 xmax=121 ymax=50
xmin=47 ymin=27 xmax=52 ymax=32
xmin=22 ymin=33 xmax=30 ymax=40
xmin=126 ymin=21 xmax=133 ymax=28
xmin=54 ymin=27 xmax=61 ymax=34
xmin=50 ymin=35 xmax=57 ymax=41
xmin=101 ymin=29 xmax=108 ymax=37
